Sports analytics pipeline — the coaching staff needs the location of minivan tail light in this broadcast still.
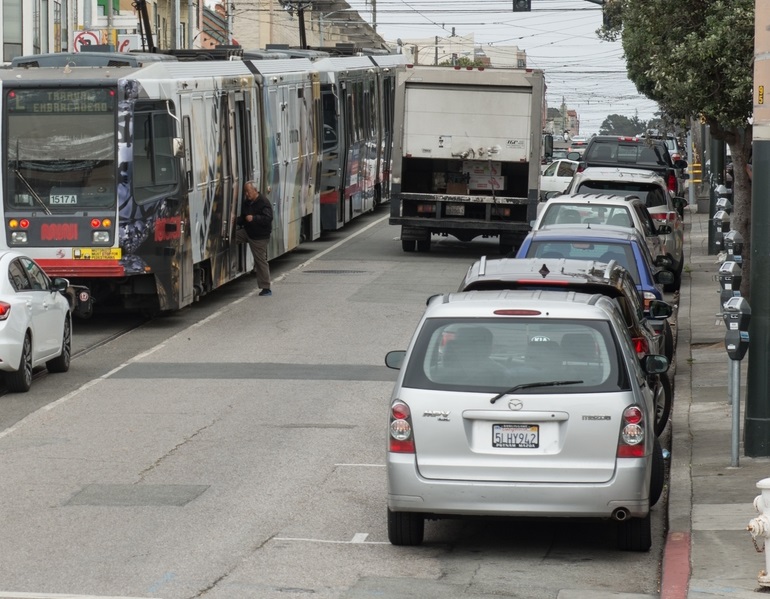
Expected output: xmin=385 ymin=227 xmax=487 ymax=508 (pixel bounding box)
xmin=389 ymin=401 xmax=415 ymax=453
xmin=617 ymin=405 xmax=645 ymax=458
xmin=667 ymin=173 xmax=677 ymax=192
xmin=493 ymin=309 xmax=542 ymax=316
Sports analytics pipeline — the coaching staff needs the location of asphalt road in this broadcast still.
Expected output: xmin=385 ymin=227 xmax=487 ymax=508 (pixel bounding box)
xmin=0 ymin=205 xmax=671 ymax=599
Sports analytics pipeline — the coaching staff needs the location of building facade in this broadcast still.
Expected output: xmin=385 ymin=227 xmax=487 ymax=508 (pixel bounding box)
xmin=0 ymin=0 xmax=385 ymax=63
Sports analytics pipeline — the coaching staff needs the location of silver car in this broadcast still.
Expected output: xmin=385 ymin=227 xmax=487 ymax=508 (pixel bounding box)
xmin=384 ymin=289 xmax=668 ymax=551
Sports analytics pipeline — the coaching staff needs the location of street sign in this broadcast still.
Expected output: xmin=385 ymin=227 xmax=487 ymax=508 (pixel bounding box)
xmin=73 ymin=30 xmax=100 ymax=52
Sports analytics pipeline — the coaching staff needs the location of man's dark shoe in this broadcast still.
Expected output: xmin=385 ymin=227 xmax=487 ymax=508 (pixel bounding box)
xmin=259 ymin=289 xmax=272 ymax=296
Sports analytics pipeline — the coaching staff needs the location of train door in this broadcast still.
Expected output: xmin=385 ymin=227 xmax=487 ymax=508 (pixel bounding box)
xmin=345 ymin=77 xmax=364 ymax=221
xmin=319 ymin=84 xmax=342 ymax=230
xmin=229 ymin=91 xmax=252 ymax=275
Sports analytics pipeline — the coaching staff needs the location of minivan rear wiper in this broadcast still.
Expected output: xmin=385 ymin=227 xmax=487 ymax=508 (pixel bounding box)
xmin=490 ymin=380 xmax=583 ymax=404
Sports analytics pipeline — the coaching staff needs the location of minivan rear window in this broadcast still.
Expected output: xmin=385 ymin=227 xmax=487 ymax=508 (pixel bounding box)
xmin=401 ymin=317 xmax=629 ymax=394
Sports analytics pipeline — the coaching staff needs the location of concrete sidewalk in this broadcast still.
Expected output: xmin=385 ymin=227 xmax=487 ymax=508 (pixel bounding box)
xmin=661 ymin=206 xmax=770 ymax=598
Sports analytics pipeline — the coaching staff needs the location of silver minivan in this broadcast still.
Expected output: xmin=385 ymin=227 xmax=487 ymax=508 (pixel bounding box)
xmin=384 ymin=289 xmax=668 ymax=551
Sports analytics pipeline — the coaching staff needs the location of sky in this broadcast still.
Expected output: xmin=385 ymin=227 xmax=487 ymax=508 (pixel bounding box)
xmin=343 ymin=0 xmax=661 ymax=134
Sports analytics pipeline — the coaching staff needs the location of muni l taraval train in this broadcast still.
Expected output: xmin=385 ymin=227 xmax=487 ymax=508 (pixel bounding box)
xmin=0 ymin=49 xmax=404 ymax=313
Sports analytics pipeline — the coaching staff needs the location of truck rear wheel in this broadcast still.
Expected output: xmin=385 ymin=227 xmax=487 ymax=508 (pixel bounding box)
xmin=417 ymin=239 xmax=432 ymax=252
xmin=402 ymin=239 xmax=416 ymax=252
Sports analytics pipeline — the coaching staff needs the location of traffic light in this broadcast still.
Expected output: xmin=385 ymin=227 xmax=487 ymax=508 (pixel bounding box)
xmin=513 ymin=0 xmax=531 ymax=11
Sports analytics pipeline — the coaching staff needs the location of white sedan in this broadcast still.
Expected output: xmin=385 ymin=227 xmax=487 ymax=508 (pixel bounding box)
xmin=540 ymin=159 xmax=579 ymax=199
xmin=0 ymin=250 xmax=73 ymax=392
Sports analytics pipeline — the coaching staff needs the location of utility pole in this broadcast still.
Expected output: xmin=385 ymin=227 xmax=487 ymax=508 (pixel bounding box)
xmin=746 ymin=0 xmax=770 ymax=456
xmin=434 ymin=35 xmax=438 ymax=65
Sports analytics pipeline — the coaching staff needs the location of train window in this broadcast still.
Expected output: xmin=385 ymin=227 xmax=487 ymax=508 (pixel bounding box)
xmin=133 ymin=103 xmax=178 ymax=204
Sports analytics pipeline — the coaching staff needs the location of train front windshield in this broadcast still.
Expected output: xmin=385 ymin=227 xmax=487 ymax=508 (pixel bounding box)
xmin=5 ymin=88 xmax=117 ymax=212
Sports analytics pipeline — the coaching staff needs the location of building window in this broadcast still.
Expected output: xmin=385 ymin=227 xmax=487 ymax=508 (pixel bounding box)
xmin=3 ymin=0 xmax=23 ymax=61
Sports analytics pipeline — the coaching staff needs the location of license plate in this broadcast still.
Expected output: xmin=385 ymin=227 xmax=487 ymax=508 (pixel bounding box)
xmin=493 ymin=423 xmax=539 ymax=448
xmin=445 ymin=204 xmax=465 ymax=216
xmin=50 ymin=194 xmax=78 ymax=205
xmin=73 ymin=248 xmax=122 ymax=260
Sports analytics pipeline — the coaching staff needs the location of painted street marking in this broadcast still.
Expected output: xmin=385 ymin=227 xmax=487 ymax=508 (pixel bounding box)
xmin=273 ymin=533 xmax=388 ymax=545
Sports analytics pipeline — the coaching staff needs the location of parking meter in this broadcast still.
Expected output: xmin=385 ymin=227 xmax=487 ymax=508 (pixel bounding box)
xmin=723 ymin=296 xmax=751 ymax=361
xmin=723 ymin=230 xmax=744 ymax=263
xmin=713 ymin=210 xmax=730 ymax=248
xmin=716 ymin=196 xmax=733 ymax=214
xmin=718 ymin=260 xmax=742 ymax=308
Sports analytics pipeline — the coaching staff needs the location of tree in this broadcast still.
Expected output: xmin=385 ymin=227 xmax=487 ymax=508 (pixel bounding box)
xmin=599 ymin=113 xmax=645 ymax=136
xmin=599 ymin=0 xmax=754 ymax=297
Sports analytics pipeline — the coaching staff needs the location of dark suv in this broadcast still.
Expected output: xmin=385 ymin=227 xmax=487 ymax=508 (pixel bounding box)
xmin=458 ymin=256 xmax=674 ymax=436
xmin=573 ymin=136 xmax=687 ymax=196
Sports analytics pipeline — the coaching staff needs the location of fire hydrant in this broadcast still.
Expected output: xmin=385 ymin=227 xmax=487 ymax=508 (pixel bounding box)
xmin=747 ymin=478 xmax=770 ymax=586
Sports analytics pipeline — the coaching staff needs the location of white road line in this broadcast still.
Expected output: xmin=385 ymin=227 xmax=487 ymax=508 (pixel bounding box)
xmin=273 ymin=533 xmax=388 ymax=545
xmin=334 ymin=463 xmax=386 ymax=467
xmin=0 ymin=593 xmax=160 ymax=599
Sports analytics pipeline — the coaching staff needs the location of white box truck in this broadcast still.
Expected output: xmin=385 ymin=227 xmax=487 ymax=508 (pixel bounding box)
xmin=389 ymin=65 xmax=548 ymax=254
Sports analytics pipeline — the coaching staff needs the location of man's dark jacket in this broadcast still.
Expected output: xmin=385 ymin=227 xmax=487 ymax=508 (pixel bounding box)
xmin=238 ymin=193 xmax=273 ymax=240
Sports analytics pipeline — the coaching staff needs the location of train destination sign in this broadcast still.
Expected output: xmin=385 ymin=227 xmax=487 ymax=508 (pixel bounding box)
xmin=7 ymin=88 xmax=115 ymax=114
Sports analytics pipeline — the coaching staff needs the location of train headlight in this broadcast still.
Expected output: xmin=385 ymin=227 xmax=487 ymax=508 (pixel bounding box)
xmin=92 ymin=231 xmax=110 ymax=244
xmin=10 ymin=231 xmax=27 ymax=244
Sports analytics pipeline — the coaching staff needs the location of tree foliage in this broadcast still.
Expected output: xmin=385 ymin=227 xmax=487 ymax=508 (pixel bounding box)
xmin=599 ymin=113 xmax=646 ymax=136
xmin=599 ymin=0 xmax=755 ymax=297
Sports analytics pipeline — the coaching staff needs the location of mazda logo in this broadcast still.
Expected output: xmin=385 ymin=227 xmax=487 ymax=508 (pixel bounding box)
xmin=508 ymin=399 xmax=523 ymax=411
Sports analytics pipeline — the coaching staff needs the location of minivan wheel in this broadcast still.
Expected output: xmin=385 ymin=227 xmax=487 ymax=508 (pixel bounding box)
xmin=650 ymin=437 xmax=665 ymax=507
xmin=616 ymin=513 xmax=652 ymax=552
xmin=387 ymin=508 xmax=424 ymax=546
xmin=654 ymin=373 xmax=672 ymax=437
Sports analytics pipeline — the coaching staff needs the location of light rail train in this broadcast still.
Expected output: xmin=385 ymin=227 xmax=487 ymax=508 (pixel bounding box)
xmin=0 ymin=48 xmax=404 ymax=313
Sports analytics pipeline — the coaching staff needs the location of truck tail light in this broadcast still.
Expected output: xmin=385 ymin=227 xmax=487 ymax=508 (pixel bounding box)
xmin=617 ymin=405 xmax=645 ymax=458
xmin=417 ymin=204 xmax=436 ymax=214
xmin=389 ymin=401 xmax=415 ymax=453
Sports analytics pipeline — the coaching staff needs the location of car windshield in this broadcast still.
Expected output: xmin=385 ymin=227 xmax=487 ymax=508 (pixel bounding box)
xmin=574 ymin=182 xmax=668 ymax=208
xmin=401 ymin=318 xmax=625 ymax=393
xmin=539 ymin=203 xmax=633 ymax=227
xmin=525 ymin=239 xmax=641 ymax=283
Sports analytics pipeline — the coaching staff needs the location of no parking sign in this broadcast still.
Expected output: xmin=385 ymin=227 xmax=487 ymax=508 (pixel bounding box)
xmin=73 ymin=30 xmax=100 ymax=52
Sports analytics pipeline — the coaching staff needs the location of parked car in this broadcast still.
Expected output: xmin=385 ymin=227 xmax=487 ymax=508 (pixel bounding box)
xmin=532 ymin=193 xmax=674 ymax=286
xmin=458 ymin=256 xmax=674 ymax=435
xmin=574 ymin=136 xmax=687 ymax=196
xmin=564 ymin=169 xmax=686 ymax=289
xmin=539 ymin=158 xmax=579 ymax=198
xmin=515 ymin=226 xmax=676 ymax=361
xmin=384 ymin=289 xmax=669 ymax=551
xmin=0 ymin=250 xmax=75 ymax=392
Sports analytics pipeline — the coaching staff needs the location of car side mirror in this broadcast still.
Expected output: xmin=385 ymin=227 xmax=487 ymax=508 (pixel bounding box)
xmin=673 ymin=196 xmax=688 ymax=209
xmin=566 ymin=152 xmax=581 ymax=161
xmin=641 ymin=354 xmax=669 ymax=375
xmin=655 ymin=269 xmax=676 ymax=286
xmin=648 ymin=300 xmax=673 ymax=320
xmin=674 ymin=159 xmax=688 ymax=169
xmin=655 ymin=224 xmax=672 ymax=235
xmin=385 ymin=350 xmax=406 ymax=370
